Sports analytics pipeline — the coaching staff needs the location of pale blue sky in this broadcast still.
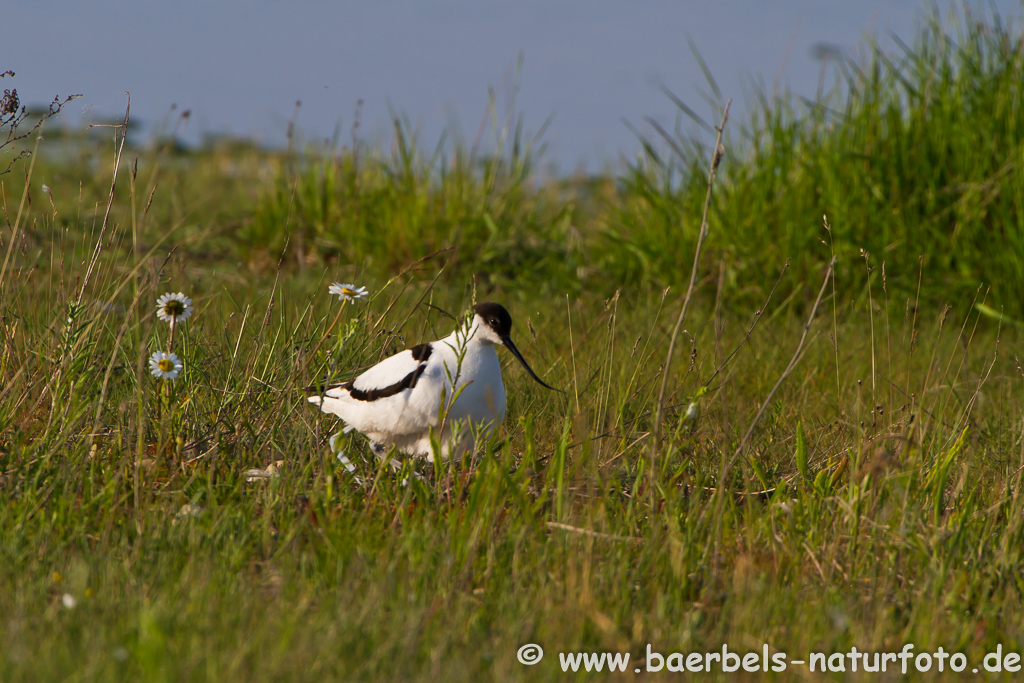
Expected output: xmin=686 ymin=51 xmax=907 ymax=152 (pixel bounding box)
xmin=4 ymin=1 xmax=1021 ymax=170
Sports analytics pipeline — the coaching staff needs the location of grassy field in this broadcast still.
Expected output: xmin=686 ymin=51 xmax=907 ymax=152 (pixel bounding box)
xmin=3 ymin=6 xmax=1024 ymax=681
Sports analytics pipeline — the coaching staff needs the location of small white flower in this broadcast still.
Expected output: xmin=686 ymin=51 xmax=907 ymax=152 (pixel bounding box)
xmin=148 ymin=351 xmax=183 ymax=380
xmin=156 ymin=292 xmax=194 ymax=323
xmin=245 ymin=468 xmax=274 ymax=482
xmin=328 ymin=283 xmax=368 ymax=303
xmin=246 ymin=461 xmax=282 ymax=482
xmin=62 ymin=593 xmax=76 ymax=609
xmin=175 ymin=503 xmax=204 ymax=519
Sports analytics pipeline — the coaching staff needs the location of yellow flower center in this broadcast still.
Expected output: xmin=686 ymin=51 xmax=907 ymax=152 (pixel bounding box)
xmin=341 ymin=287 xmax=356 ymax=296
xmin=158 ymin=358 xmax=176 ymax=372
xmin=165 ymin=301 xmax=185 ymax=316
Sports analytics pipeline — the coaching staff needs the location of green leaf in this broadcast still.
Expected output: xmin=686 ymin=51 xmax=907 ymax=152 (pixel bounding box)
xmin=975 ymin=302 xmax=1022 ymax=326
xmin=795 ymin=421 xmax=809 ymax=482
xmin=813 ymin=469 xmax=831 ymax=496
xmin=750 ymin=456 xmax=769 ymax=491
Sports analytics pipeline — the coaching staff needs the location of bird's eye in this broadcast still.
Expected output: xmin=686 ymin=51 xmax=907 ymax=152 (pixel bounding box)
xmin=490 ymin=319 xmax=499 ymax=326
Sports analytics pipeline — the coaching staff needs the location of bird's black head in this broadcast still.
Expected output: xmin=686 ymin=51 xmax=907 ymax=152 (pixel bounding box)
xmin=472 ymin=301 xmax=512 ymax=338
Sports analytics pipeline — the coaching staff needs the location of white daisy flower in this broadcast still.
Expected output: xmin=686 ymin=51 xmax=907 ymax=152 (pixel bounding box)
xmin=156 ymin=292 xmax=194 ymax=323
xmin=148 ymin=351 xmax=184 ymax=380
xmin=328 ymin=283 xmax=368 ymax=303
xmin=175 ymin=503 xmax=204 ymax=519
xmin=245 ymin=469 xmax=273 ymax=482
xmin=245 ymin=461 xmax=282 ymax=482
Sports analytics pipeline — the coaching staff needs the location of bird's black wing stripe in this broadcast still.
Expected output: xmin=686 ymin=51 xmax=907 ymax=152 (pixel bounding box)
xmin=410 ymin=343 xmax=433 ymax=361
xmin=345 ymin=363 xmax=427 ymax=402
xmin=306 ymin=346 xmax=430 ymax=396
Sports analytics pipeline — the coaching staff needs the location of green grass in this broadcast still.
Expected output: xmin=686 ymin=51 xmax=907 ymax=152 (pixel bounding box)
xmin=3 ymin=4 xmax=1024 ymax=681
xmin=613 ymin=5 xmax=1024 ymax=311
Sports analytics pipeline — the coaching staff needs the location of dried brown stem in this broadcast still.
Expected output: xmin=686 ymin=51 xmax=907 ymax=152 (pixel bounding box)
xmin=727 ymin=256 xmax=836 ymax=474
xmin=651 ymin=100 xmax=731 ymax=483
xmin=78 ymin=94 xmax=131 ymax=306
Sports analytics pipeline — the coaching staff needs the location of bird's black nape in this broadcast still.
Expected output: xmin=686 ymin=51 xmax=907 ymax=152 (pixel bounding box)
xmin=472 ymin=301 xmax=512 ymax=338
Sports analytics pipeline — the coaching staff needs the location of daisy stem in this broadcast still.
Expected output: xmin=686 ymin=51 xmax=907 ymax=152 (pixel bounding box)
xmin=168 ymin=316 xmax=177 ymax=353
xmin=334 ymin=300 xmax=349 ymax=353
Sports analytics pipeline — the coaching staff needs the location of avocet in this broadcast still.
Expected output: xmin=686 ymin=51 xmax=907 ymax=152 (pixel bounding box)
xmin=308 ymin=302 xmax=558 ymax=459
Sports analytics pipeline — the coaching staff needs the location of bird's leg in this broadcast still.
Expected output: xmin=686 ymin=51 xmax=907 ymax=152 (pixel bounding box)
xmin=370 ymin=440 xmax=402 ymax=472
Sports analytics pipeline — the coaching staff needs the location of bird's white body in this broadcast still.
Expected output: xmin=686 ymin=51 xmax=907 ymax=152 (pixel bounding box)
xmin=309 ymin=315 xmax=508 ymax=460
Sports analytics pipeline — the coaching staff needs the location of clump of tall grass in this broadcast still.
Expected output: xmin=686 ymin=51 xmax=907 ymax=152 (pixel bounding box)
xmin=614 ymin=5 xmax=1024 ymax=312
xmin=242 ymin=106 xmax=584 ymax=296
